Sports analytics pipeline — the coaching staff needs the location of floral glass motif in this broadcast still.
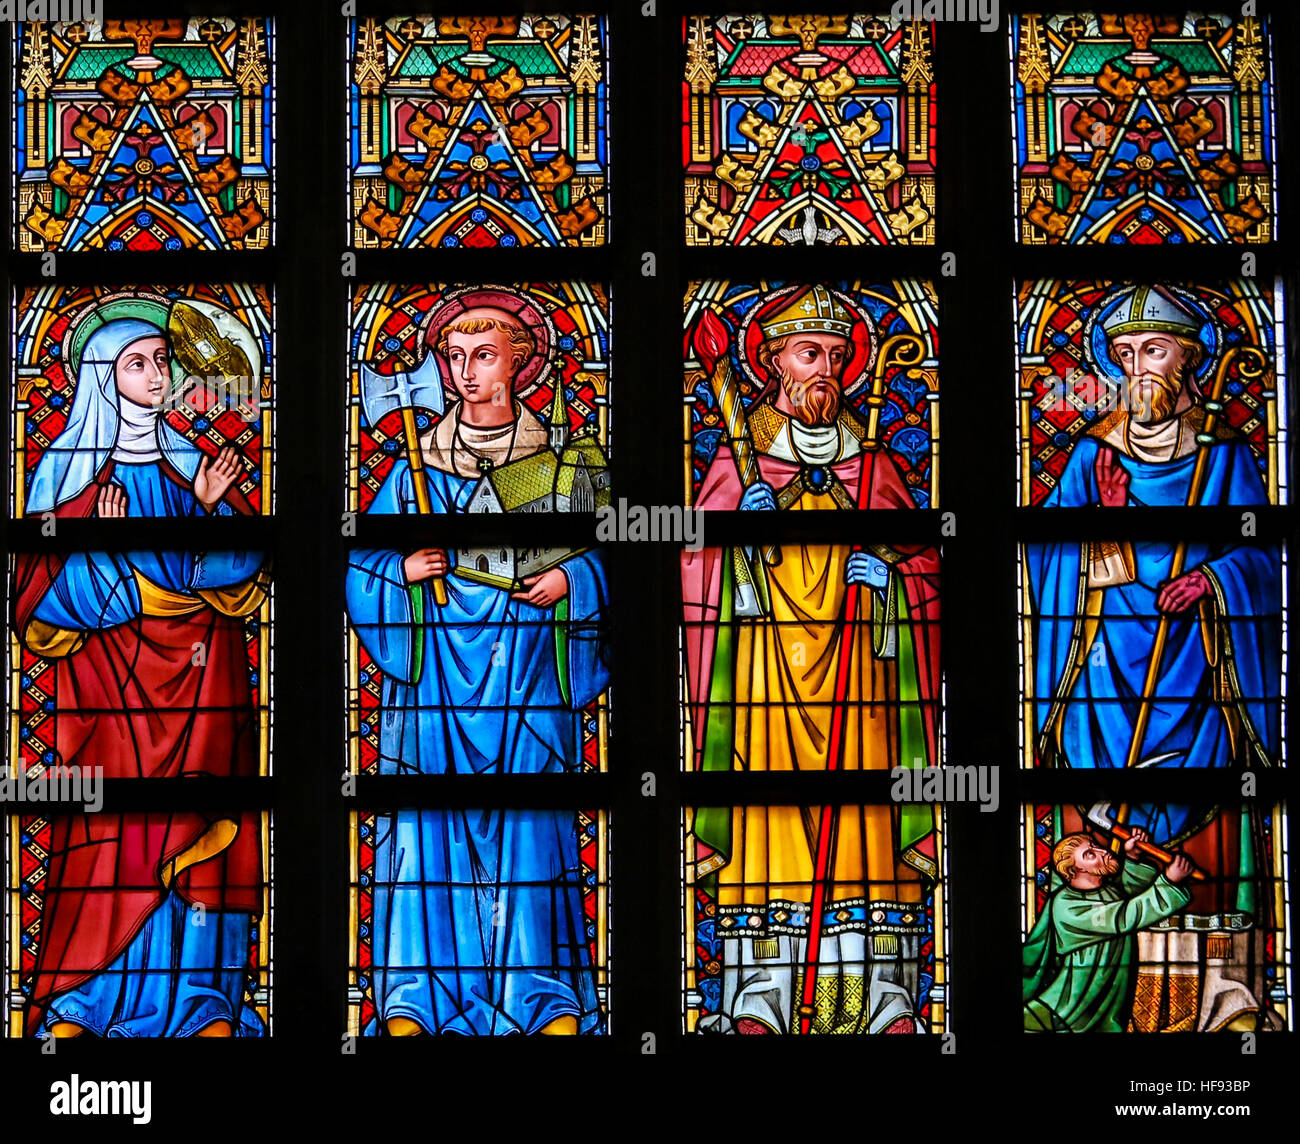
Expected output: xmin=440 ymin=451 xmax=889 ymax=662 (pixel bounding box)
xmin=349 ymin=15 xmax=609 ymax=248
xmin=1022 ymin=802 xmax=1290 ymax=1032
xmin=684 ymin=280 xmax=938 ymax=509
xmin=13 ymin=17 xmax=274 ymax=252
xmin=1012 ymin=12 xmax=1275 ymax=244
xmin=684 ymin=14 xmax=936 ymax=246
xmin=12 ymin=285 xmax=274 ymax=518
xmin=684 ymin=804 xmax=948 ymax=1035
xmin=1016 ymin=279 xmax=1286 ymax=507
xmin=350 ymin=808 xmax=609 ymax=1036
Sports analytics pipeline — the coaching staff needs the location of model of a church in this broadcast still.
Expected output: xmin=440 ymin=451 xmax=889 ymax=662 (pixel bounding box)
xmin=456 ymin=383 xmax=610 ymax=591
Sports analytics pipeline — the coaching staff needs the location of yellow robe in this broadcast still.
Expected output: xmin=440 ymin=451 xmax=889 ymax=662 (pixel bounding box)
xmin=717 ymin=517 xmax=927 ymax=908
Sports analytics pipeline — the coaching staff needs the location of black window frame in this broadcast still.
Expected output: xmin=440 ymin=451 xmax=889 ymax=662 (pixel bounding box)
xmin=0 ymin=0 xmax=1291 ymax=1121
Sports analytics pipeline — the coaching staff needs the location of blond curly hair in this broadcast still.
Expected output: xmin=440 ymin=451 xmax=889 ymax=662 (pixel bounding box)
xmin=435 ymin=317 xmax=535 ymax=372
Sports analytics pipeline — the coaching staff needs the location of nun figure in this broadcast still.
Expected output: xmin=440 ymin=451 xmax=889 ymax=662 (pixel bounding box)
xmin=15 ymin=312 xmax=268 ymax=1037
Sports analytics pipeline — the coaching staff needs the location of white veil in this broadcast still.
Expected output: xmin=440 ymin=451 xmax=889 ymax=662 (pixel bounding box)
xmin=26 ymin=317 xmax=205 ymax=514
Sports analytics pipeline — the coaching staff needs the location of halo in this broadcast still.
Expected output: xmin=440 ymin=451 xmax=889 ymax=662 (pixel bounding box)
xmin=418 ymin=285 xmax=557 ymax=400
xmin=736 ymin=284 xmax=879 ymax=399
xmin=1081 ymin=284 xmax=1220 ymax=384
xmin=167 ymin=299 xmax=262 ymax=397
xmin=63 ymin=291 xmax=172 ymax=377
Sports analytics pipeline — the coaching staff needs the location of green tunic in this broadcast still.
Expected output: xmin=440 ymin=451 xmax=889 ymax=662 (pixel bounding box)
xmin=1022 ymin=860 xmax=1193 ymax=1032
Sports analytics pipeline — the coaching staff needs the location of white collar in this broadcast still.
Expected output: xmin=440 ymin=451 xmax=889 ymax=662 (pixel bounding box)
xmin=764 ymin=417 xmax=858 ymax=465
xmin=111 ymin=398 xmax=163 ymax=463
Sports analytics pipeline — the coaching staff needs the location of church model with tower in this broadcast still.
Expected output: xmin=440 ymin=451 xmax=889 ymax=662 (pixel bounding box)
xmin=455 ymin=381 xmax=611 ymax=591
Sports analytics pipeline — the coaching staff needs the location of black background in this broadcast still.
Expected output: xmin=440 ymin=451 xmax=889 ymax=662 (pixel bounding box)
xmin=1 ymin=0 xmax=1294 ymax=1130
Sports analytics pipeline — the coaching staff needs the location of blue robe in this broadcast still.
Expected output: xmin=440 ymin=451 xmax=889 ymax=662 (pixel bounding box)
xmin=40 ymin=891 xmax=263 ymax=1039
xmin=73 ymin=458 xmax=236 ymax=519
xmin=346 ymin=460 xmax=609 ymax=1034
xmin=29 ymin=461 xmax=264 ymax=1038
xmin=1028 ymin=435 xmax=1281 ymax=844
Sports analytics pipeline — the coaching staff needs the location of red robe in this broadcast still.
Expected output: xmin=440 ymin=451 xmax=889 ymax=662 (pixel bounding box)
xmin=15 ymin=463 xmax=263 ymax=1033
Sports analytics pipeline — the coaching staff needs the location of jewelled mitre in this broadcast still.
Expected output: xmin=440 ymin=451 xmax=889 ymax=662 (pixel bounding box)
xmin=759 ymin=284 xmax=854 ymax=341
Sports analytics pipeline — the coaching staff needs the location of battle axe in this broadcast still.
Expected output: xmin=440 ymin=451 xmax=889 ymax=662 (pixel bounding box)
xmin=1085 ymin=799 xmax=1206 ymax=881
xmin=359 ymin=351 xmax=448 ymax=606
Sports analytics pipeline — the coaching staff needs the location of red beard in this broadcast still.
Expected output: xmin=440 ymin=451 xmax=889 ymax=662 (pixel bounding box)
xmin=781 ymin=370 xmax=841 ymax=427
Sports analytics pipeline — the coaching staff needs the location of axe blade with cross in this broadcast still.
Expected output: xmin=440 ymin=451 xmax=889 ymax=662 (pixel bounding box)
xmin=359 ymin=350 xmax=448 ymax=606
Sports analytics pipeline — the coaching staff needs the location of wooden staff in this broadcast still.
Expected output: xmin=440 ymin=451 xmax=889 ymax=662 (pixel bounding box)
xmin=691 ymin=306 xmax=779 ymax=566
xmin=795 ymin=332 xmax=925 ymax=1036
xmin=1113 ymin=345 xmax=1266 ymax=828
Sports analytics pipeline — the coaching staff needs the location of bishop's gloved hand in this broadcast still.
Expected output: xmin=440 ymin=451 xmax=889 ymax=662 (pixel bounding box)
xmin=845 ymin=551 xmax=890 ymax=589
xmin=739 ymin=480 xmax=777 ymax=512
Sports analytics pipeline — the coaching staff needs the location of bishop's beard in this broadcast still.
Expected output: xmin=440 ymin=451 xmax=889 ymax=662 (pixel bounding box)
xmin=780 ymin=370 xmax=841 ymax=427
xmin=1123 ymin=360 xmax=1191 ymax=424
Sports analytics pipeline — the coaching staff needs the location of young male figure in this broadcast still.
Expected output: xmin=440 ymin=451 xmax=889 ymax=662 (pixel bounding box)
xmin=347 ymin=289 xmax=608 ymax=1035
xmin=1023 ymin=829 xmax=1195 ymax=1033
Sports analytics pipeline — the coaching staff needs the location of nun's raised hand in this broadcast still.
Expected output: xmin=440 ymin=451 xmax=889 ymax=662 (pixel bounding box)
xmin=97 ymin=484 xmax=128 ymax=518
xmin=195 ymin=446 xmax=242 ymax=512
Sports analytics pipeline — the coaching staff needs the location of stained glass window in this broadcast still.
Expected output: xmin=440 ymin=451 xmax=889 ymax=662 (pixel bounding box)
xmin=685 ymin=802 xmax=947 ymax=1034
xmin=346 ymin=541 xmax=610 ymax=779
xmin=348 ymin=281 xmax=609 ymax=514
xmin=8 ymin=811 xmax=271 ymax=1039
xmin=345 ymin=396 xmax=611 ymax=1035
xmin=6 ymin=13 xmax=276 ymax=1044
xmin=1010 ymin=4 xmax=1289 ymax=1046
xmin=13 ymin=284 xmax=275 ymax=517
xmin=344 ymin=534 xmax=611 ymax=1034
xmin=1022 ymin=801 xmax=1290 ymax=1031
xmin=350 ymin=807 xmax=609 ymax=1035
xmin=684 ymin=13 xmax=936 ymax=246
xmin=1020 ymin=540 xmax=1285 ymax=771
xmin=1012 ymin=12 xmax=1276 ymax=244
xmin=1016 ymin=279 xmax=1286 ymax=506
xmin=348 ymin=14 xmax=609 ymax=249
xmin=11 ymin=550 xmax=272 ymax=775
xmin=682 ymin=541 xmax=941 ymax=775
xmin=343 ymin=6 xmax=614 ymax=1036
xmin=681 ymin=542 xmax=944 ymax=1033
xmin=13 ymin=18 xmax=275 ymax=252
xmin=6 ymin=548 xmax=273 ymax=1038
xmin=684 ymin=279 xmax=938 ymax=508
xmin=2 ymin=0 xmax=1295 ymax=1104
